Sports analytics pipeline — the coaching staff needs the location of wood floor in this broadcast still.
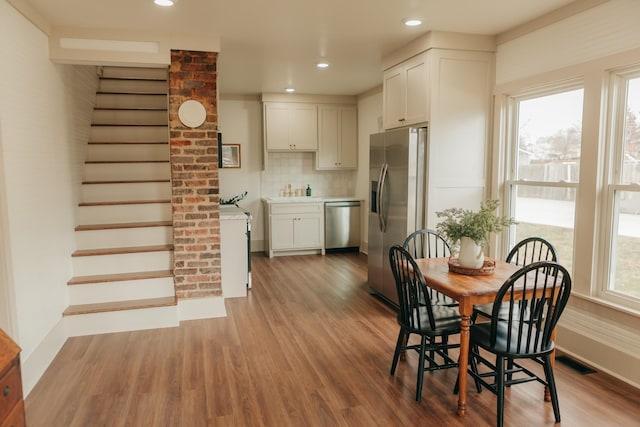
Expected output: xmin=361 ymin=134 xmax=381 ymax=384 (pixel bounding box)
xmin=25 ymin=252 xmax=640 ymax=426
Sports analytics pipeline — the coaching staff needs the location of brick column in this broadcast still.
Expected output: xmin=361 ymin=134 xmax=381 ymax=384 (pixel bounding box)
xmin=168 ymin=50 xmax=220 ymax=299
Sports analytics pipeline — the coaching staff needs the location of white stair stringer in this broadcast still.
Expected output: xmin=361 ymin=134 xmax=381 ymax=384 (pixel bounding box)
xmin=84 ymin=162 xmax=170 ymax=181
xmin=75 ymin=225 xmax=172 ymax=250
xmin=68 ymin=276 xmax=175 ymax=305
xmin=77 ymin=201 xmax=171 ymax=225
xmin=81 ymin=181 xmax=171 ymax=203
xmin=86 ymin=143 xmax=169 ymax=162
xmin=72 ymin=249 xmax=173 ymax=277
xmin=65 ymin=304 xmax=178 ymax=337
xmin=65 ymin=66 xmax=177 ymax=336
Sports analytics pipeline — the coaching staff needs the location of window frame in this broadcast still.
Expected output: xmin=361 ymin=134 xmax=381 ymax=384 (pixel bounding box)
xmin=598 ymin=65 xmax=640 ymax=309
xmin=502 ymin=81 xmax=584 ymax=267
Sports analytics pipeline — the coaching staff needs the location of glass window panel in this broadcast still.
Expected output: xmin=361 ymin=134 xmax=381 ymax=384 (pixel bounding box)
xmin=511 ymin=185 xmax=575 ymax=273
xmin=611 ymin=190 xmax=640 ymax=298
xmin=621 ymin=77 xmax=640 ymax=184
xmin=516 ymin=89 xmax=584 ymax=182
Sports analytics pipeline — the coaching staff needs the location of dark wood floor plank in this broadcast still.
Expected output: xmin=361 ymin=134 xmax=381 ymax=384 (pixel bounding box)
xmin=24 ymin=252 xmax=640 ymax=426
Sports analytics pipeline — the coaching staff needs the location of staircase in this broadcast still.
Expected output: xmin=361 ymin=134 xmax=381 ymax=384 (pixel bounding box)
xmin=63 ymin=66 xmax=178 ymax=336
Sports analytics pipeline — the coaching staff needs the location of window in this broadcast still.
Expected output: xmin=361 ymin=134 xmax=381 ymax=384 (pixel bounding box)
xmin=504 ymin=85 xmax=584 ymax=274
xmin=604 ymin=69 xmax=640 ymax=305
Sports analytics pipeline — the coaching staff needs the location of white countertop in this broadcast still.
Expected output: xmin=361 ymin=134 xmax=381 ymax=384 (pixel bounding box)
xmin=220 ymin=204 xmax=251 ymax=220
xmin=263 ymin=196 xmax=362 ymax=204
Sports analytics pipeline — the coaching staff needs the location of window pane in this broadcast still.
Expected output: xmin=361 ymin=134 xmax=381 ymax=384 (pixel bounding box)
xmin=621 ymin=77 xmax=640 ymax=184
xmin=611 ymin=190 xmax=640 ymax=298
xmin=517 ymin=89 xmax=584 ymax=182
xmin=512 ymin=185 xmax=575 ymax=273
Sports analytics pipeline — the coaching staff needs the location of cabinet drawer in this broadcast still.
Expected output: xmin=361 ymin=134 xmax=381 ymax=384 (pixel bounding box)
xmin=0 ymin=400 xmax=25 ymax=427
xmin=270 ymin=203 xmax=323 ymax=215
xmin=0 ymin=364 xmax=22 ymax=422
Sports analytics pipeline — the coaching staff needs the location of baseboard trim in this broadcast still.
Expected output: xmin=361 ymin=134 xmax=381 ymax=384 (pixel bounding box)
xmin=21 ymin=319 xmax=67 ymax=397
xmin=178 ymin=296 xmax=226 ymax=321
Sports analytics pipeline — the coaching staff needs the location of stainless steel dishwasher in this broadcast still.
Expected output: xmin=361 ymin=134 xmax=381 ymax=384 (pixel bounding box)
xmin=325 ymin=200 xmax=361 ymax=251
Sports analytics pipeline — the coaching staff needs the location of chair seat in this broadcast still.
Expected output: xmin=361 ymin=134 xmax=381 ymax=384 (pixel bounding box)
xmin=473 ymin=301 xmax=544 ymax=324
xmin=470 ymin=321 xmax=555 ymax=357
xmin=401 ymin=304 xmax=461 ymax=336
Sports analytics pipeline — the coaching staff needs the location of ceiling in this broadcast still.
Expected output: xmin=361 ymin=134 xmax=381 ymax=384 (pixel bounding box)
xmin=24 ymin=0 xmax=579 ymax=96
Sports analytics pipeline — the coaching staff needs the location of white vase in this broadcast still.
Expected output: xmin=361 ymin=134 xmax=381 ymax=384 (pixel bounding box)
xmin=458 ymin=236 xmax=485 ymax=269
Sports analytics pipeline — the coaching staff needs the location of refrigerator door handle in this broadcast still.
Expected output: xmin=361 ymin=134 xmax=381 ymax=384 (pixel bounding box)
xmin=379 ymin=163 xmax=389 ymax=232
xmin=375 ymin=165 xmax=385 ymax=231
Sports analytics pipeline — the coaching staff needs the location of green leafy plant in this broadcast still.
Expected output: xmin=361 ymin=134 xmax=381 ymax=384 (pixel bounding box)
xmin=436 ymin=199 xmax=516 ymax=246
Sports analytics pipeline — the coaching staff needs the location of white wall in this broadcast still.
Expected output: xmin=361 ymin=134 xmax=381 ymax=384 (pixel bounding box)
xmin=494 ymin=0 xmax=640 ymax=388
xmin=0 ymin=0 xmax=98 ymax=394
xmin=218 ymin=96 xmax=265 ymax=250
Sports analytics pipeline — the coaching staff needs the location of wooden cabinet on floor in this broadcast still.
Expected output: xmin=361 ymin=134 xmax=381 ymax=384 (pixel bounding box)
xmin=0 ymin=329 xmax=25 ymax=427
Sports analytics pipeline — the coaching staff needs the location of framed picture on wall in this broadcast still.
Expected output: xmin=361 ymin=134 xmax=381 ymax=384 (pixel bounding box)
xmin=221 ymin=144 xmax=241 ymax=168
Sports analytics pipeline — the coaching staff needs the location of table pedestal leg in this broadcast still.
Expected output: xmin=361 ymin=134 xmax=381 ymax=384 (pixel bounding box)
xmin=457 ymin=313 xmax=470 ymax=416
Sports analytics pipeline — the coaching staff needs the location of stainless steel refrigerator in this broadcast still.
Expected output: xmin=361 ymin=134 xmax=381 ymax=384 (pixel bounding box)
xmin=368 ymin=127 xmax=427 ymax=305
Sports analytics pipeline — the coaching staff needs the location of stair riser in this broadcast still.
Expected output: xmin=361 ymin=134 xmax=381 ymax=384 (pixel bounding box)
xmin=99 ymin=79 xmax=167 ymax=94
xmin=90 ymin=125 xmax=168 ymax=143
xmin=84 ymin=163 xmax=170 ymax=181
xmin=75 ymin=226 xmax=172 ymax=250
xmin=101 ymin=66 xmax=168 ymax=80
xmin=65 ymin=305 xmax=178 ymax=337
xmin=81 ymin=182 xmax=171 ymax=203
xmin=72 ymin=251 xmax=173 ymax=276
xmin=92 ymin=110 xmax=167 ymax=126
xmin=86 ymin=144 xmax=169 ymax=162
xmin=77 ymin=203 xmax=171 ymax=225
xmin=68 ymin=277 xmax=175 ymax=305
xmin=95 ymin=93 xmax=167 ymax=110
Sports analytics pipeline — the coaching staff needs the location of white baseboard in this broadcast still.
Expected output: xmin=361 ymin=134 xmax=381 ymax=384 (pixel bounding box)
xmin=178 ymin=296 xmax=226 ymax=321
xmin=21 ymin=319 xmax=67 ymax=397
xmin=65 ymin=305 xmax=179 ymax=337
xmin=557 ymin=306 xmax=640 ymax=389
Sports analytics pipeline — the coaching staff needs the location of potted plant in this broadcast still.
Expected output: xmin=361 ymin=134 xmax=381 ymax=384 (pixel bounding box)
xmin=435 ymin=199 xmax=516 ymax=269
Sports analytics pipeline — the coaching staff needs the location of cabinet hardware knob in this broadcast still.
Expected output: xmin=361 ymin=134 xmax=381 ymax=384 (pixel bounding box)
xmin=3 ymin=385 xmax=9 ymax=397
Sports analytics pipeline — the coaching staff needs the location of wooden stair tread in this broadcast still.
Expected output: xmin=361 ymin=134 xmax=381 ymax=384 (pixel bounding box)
xmin=82 ymin=179 xmax=170 ymax=184
xmin=87 ymin=142 xmax=168 ymax=146
xmin=91 ymin=124 xmax=168 ymax=127
xmin=96 ymin=91 xmax=167 ymax=96
xmin=79 ymin=199 xmax=170 ymax=207
xmin=93 ymin=107 xmax=168 ymax=111
xmin=72 ymin=244 xmax=173 ymax=257
xmin=85 ymin=160 xmax=169 ymax=164
xmin=75 ymin=221 xmax=172 ymax=231
xmin=99 ymin=77 xmax=167 ymax=82
xmin=63 ymin=296 xmax=176 ymax=316
xmin=68 ymin=270 xmax=173 ymax=285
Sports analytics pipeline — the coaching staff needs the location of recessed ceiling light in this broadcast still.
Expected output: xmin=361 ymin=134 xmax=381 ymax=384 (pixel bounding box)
xmin=285 ymin=87 xmax=295 ymax=93
xmin=403 ymin=18 xmax=422 ymax=27
xmin=316 ymin=62 xmax=329 ymax=69
xmin=154 ymin=0 xmax=175 ymax=6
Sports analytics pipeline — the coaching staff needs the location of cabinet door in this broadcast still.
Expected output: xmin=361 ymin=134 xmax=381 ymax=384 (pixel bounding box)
xmin=270 ymin=216 xmax=296 ymax=250
xmin=338 ymin=106 xmax=358 ymax=168
xmin=290 ymin=104 xmax=318 ymax=150
xmin=294 ymin=214 xmax=323 ymax=249
xmin=383 ymin=65 xmax=405 ymax=129
xmin=404 ymin=53 xmax=429 ymax=126
xmin=317 ymin=105 xmax=340 ymax=168
xmin=264 ymin=103 xmax=292 ymax=150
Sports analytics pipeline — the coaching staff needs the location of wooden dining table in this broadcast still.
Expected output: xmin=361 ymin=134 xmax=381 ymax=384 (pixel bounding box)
xmin=413 ymin=256 xmax=521 ymax=417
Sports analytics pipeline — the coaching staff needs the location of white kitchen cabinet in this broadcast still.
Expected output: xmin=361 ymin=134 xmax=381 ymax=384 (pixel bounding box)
xmin=317 ymin=105 xmax=358 ymax=169
xmin=383 ymin=52 xmax=429 ymax=130
xmin=264 ymin=102 xmax=318 ymax=151
xmin=264 ymin=201 xmax=324 ymax=258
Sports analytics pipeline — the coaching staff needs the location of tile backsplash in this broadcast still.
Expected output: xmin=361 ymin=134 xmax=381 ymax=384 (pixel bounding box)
xmin=261 ymin=152 xmax=356 ymax=197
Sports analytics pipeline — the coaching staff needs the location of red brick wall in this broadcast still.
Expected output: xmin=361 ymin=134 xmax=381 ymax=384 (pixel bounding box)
xmin=168 ymin=50 xmax=220 ymax=299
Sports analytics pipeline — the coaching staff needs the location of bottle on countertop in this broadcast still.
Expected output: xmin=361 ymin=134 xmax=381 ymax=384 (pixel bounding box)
xmin=306 ymin=185 xmax=311 ymax=196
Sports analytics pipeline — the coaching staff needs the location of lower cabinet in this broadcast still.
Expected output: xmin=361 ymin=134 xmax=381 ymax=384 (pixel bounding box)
xmin=265 ymin=202 xmax=324 ymax=258
xmin=0 ymin=330 xmax=25 ymax=427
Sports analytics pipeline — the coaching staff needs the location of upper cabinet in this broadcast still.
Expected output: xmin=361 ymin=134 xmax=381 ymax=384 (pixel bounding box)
xmin=264 ymin=102 xmax=318 ymax=151
xmin=383 ymin=52 xmax=429 ymax=129
xmin=317 ymin=105 xmax=358 ymax=170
